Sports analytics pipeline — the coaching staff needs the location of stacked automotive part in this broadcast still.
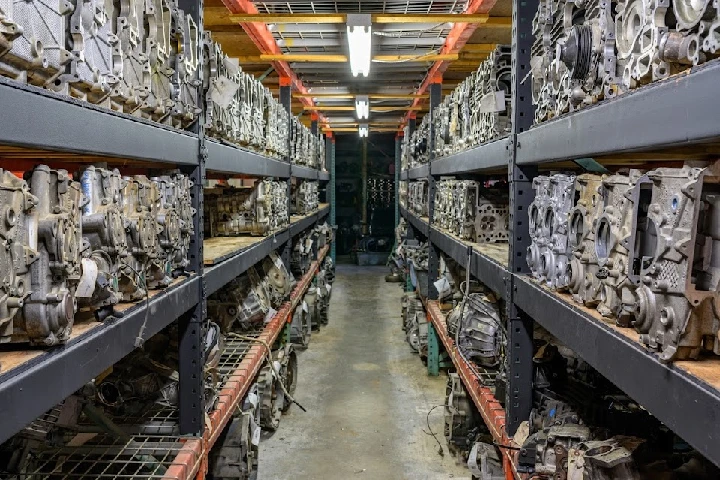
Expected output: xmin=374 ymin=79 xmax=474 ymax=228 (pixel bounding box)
xmin=433 ymin=46 xmax=512 ymax=157
xmin=0 ymin=0 xmax=200 ymax=126
xmin=404 ymin=115 xmax=431 ymax=168
xmin=434 ymin=178 xmax=509 ymax=243
xmin=531 ymin=0 xmax=720 ymax=122
xmin=293 ymin=180 xmax=319 ymax=215
xmin=0 ymin=166 xmax=193 ymax=347
xmin=205 ymin=180 xmax=288 ymax=237
xmin=527 ymin=167 xmax=720 ymax=363
xmin=291 ymin=118 xmax=326 ymax=168
xmin=408 ymin=180 xmax=429 ymax=217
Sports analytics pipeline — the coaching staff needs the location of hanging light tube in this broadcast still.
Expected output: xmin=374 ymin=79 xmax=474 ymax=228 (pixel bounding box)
xmin=355 ymin=95 xmax=369 ymax=119
xmin=346 ymin=14 xmax=372 ymax=77
xmin=359 ymin=123 xmax=369 ymax=138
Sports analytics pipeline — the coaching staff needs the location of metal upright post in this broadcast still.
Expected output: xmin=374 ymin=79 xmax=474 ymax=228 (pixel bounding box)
xmin=280 ymin=79 xmax=293 ymax=270
xmin=177 ymin=0 xmax=205 ymax=435
xmin=506 ymin=0 xmax=540 ymax=435
xmin=394 ymin=133 xmax=401 ymax=228
xmin=426 ymin=80 xmax=442 ymax=300
xmin=361 ymin=138 xmax=368 ymax=235
xmin=330 ymin=137 xmax=337 ymax=263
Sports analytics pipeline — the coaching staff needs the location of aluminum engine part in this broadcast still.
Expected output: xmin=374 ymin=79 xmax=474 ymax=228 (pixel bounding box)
xmin=405 ymin=114 xmax=430 ymax=167
xmin=0 ymin=170 xmax=37 ymax=344
xmin=111 ymin=0 xmax=151 ymax=114
xmin=568 ymin=174 xmax=606 ymax=306
xmin=170 ymin=7 xmax=200 ymax=127
xmin=623 ymin=166 xmax=720 ymax=362
xmin=408 ymin=180 xmax=429 ymax=217
xmin=594 ymin=170 xmax=641 ymax=324
xmin=447 ymin=293 xmax=503 ymax=368
xmin=207 ymin=272 xmax=270 ymax=333
xmin=0 ymin=0 xmax=72 ymax=87
xmin=404 ymin=293 xmax=426 ymax=352
xmin=467 ymin=442 xmax=505 ymax=480
xmin=289 ymin=303 xmax=311 ymax=348
xmin=444 ymin=372 xmax=479 ymax=459
xmin=316 ymin=269 xmax=330 ymax=326
xmin=567 ymin=440 xmax=639 ymax=480
xmin=257 ymin=346 xmax=296 ymax=430
xmin=58 ymin=0 xmax=122 ymax=105
xmin=119 ymin=175 xmax=169 ymax=301
xmin=208 ymin=383 xmax=260 ymax=480
xmin=291 ymin=233 xmax=314 ymax=276
xmin=205 ymin=180 xmax=286 ymax=237
xmin=202 ymin=33 xmax=241 ymax=142
xmin=527 ymin=173 xmax=576 ymax=290
xmin=77 ymin=166 xmax=126 ymax=318
xmin=293 ymin=180 xmax=319 ymax=215
xmin=265 ymin=96 xmax=289 ymax=159
xmin=15 ymin=166 xmax=83 ymax=346
xmin=151 ymin=172 xmax=193 ymax=275
xmin=259 ymin=252 xmax=294 ymax=308
xmin=304 ymin=289 xmax=319 ymax=331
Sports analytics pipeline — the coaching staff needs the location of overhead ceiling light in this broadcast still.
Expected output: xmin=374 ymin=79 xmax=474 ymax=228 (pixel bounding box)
xmin=359 ymin=123 xmax=369 ymax=138
xmin=346 ymin=14 xmax=372 ymax=77
xmin=355 ymin=95 xmax=369 ymax=119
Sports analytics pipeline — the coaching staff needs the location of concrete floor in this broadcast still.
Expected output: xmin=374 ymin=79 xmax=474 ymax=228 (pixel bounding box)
xmin=259 ymin=266 xmax=469 ymax=480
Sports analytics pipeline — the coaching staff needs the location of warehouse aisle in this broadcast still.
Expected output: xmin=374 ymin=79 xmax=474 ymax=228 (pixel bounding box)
xmin=259 ymin=266 xmax=467 ymax=480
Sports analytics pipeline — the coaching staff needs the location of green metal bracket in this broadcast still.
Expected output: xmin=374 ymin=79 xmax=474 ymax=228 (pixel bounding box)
xmin=427 ymin=322 xmax=440 ymax=376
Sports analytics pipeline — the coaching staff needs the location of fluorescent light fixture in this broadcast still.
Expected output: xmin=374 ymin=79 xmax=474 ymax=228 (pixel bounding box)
xmin=355 ymin=95 xmax=369 ymax=119
xmin=346 ymin=14 xmax=372 ymax=77
xmin=359 ymin=123 xmax=369 ymax=138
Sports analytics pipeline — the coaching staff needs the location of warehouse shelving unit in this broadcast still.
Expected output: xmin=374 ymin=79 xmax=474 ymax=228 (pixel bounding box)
xmin=398 ymin=0 xmax=720 ymax=470
xmin=0 ymin=21 xmax=334 ymax=475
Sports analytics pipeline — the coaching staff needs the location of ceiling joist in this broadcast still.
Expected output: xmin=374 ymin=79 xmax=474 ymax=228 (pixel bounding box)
xmin=227 ymin=13 xmax=507 ymax=24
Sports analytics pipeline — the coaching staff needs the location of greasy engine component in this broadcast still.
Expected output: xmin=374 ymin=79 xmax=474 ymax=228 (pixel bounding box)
xmin=531 ymin=0 xmax=719 ymax=123
xmin=293 ymin=180 xmax=319 ymax=215
xmin=110 ymin=0 xmax=151 ymax=114
xmin=170 ymin=8 xmax=201 ymax=127
xmin=259 ymin=252 xmax=295 ymax=308
xmin=444 ymin=372 xmax=481 ymax=460
xmin=567 ymin=439 xmax=640 ymax=480
xmin=202 ymin=33 xmax=241 ymax=141
xmin=408 ymin=179 xmax=429 ymax=217
xmin=527 ymin=174 xmax=576 ymax=290
xmin=623 ymin=166 xmax=720 ymax=362
xmin=404 ymin=114 xmax=431 ymax=167
xmin=323 ymin=256 xmax=335 ymax=285
xmin=77 ymin=166 xmax=127 ymax=320
xmin=207 ymin=271 xmax=270 ymax=333
xmin=0 ymin=170 xmax=37 ymax=343
xmin=289 ymin=303 xmax=311 ymax=348
xmin=568 ymin=174 xmax=606 ymax=306
xmin=467 ymin=442 xmax=505 ymax=480
xmin=257 ymin=345 xmax=297 ymax=430
xmin=304 ymin=289 xmax=320 ymax=332
xmin=291 ymin=233 xmax=314 ymax=276
xmin=593 ymin=170 xmax=641 ymax=324
xmin=58 ymin=0 xmax=121 ymax=105
xmin=15 ymin=166 xmax=83 ymax=346
xmin=446 ymin=293 xmax=503 ymax=368
xmin=315 ymin=268 xmax=331 ymax=327
xmin=404 ymin=293 xmax=427 ymax=353
xmin=208 ymin=383 xmax=260 ymax=480
xmin=0 ymin=0 xmax=71 ymax=87
xmin=204 ymin=180 xmax=287 ymax=238
xmin=151 ymin=172 xmax=194 ymax=276
xmin=119 ymin=175 xmax=169 ymax=301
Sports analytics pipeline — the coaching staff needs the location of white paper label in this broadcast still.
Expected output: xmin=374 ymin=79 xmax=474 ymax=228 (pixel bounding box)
xmin=264 ymin=307 xmax=277 ymax=323
xmin=210 ymin=76 xmax=240 ymax=108
xmin=302 ymin=301 xmax=308 ymax=313
xmin=479 ymin=90 xmax=506 ymax=113
xmin=250 ymin=418 xmax=261 ymax=446
xmin=76 ymin=258 xmax=98 ymax=298
xmin=274 ymin=255 xmax=285 ymax=270
xmin=223 ymin=56 xmax=241 ymax=78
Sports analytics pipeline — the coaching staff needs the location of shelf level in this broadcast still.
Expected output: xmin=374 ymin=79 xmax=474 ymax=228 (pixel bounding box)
xmin=291 ymin=165 xmax=320 ymax=180
xmin=0 ymin=276 xmax=201 ymax=444
xmin=516 ymin=61 xmax=720 ymax=164
xmin=0 ymin=77 xmax=199 ymax=165
xmin=400 ymin=205 xmax=429 ymax=236
xmin=513 ymin=275 xmax=720 ymax=468
xmin=407 ymin=164 xmax=429 ymax=180
xmin=203 ymin=206 xmax=330 ymax=296
xmin=432 ymin=136 xmax=512 ymax=175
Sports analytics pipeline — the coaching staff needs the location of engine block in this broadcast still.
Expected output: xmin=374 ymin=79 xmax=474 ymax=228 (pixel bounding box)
xmin=408 ymin=180 xmax=429 ymax=217
xmin=446 ymin=292 xmax=503 ymax=368
xmin=293 ymin=180 xmax=319 ymax=215
xmin=205 ymin=180 xmax=288 ymax=237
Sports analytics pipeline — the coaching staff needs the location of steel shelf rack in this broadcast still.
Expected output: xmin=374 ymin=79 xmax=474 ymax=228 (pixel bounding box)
xmin=406 ymin=164 xmax=429 ymax=180
xmin=205 ymin=139 xmax=291 ymax=177
xmin=396 ymin=5 xmax=720 ymax=471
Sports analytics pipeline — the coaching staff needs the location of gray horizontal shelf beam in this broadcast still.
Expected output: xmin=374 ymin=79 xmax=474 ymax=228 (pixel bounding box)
xmin=400 ymin=170 xmax=408 ymax=181
xmin=0 ymin=276 xmax=201 ymax=444
xmin=408 ymin=164 xmax=429 ymax=180
xmin=0 ymin=78 xmax=198 ymax=165
xmin=318 ymin=171 xmax=330 ymax=181
xmin=291 ymin=165 xmax=319 ymax=180
xmin=513 ymin=275 xmax=720 ymax=468
xmin=206 ymin=140 xmax=291 ymax=178
xmin=516 ymin=61 xmax=720 ymax=164
xmin=432 ymin=136 xmax=512 ymax=175
xmin=429 ymin=228 xmax=509 ymax=299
